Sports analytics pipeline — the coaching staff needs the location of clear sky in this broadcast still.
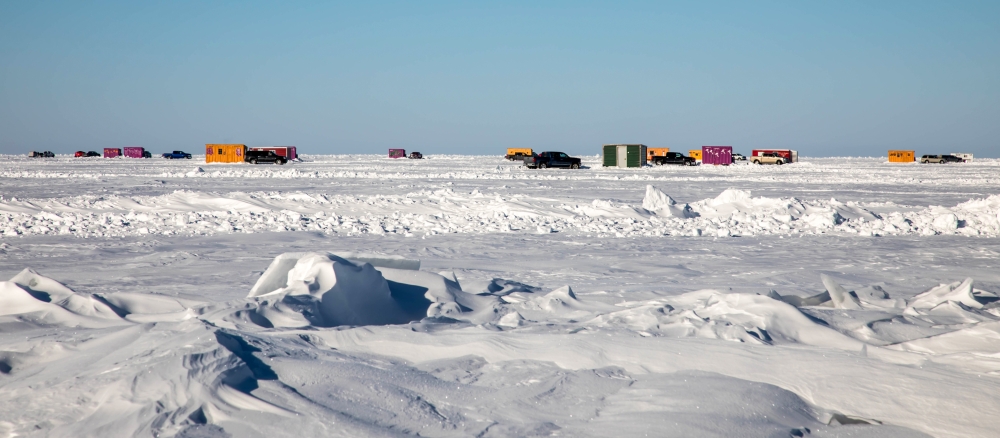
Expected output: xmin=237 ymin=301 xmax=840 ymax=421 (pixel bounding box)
xmin=1 ymin=1 xmax=997 ymax=157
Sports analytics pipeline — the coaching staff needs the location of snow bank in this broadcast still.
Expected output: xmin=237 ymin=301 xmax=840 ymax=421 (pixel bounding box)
xmin=3 ymin=187 xmax=1000 ymax=239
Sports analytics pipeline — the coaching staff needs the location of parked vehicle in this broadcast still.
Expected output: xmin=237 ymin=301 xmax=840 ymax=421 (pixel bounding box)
xmin=28 ymin=151 xmax=55 ymax=158
xmin=951 ymin=153 xmax=973 ymax=162
xmin=647 ymin=147 xmax=670 ymax=161
xmin=74 ymin=151 xmax=86 ymax=157
xmin=408 ymin=152 xmax=423 ymax=159
xmin=751 ymin=149 xmax=798 ymax=163
xmin=505 ymin=148 xmax=533 ymax=160
xmin=249 ymin=146 xmax=297 ymax=160
xmin=651 ymin=152 xmax=697 ymax=166
xmin=920 ymin=154 xmax=964 ymax=164
xmin=752 ymin=152 xmax=788 ymax=165
xmin=524 ymin=151 xmax=581 ymax=169
xmin=86 ymin=151 xmax=101 ymax=157
xmin=732 ymin=153 xmax=746 ymax=161
xmin=163 ymin=151 xmax=192 ymax=159
xmin=245 ymin=150 xmax=287 ymax=165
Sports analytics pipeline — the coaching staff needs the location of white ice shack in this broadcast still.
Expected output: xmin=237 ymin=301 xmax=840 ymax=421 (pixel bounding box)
xmin=952 ymin=153 xmax=973 ymax=162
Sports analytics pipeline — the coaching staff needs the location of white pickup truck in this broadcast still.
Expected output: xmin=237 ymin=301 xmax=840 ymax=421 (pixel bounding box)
xmin=751 ymin=153 xmax=788 ymax=165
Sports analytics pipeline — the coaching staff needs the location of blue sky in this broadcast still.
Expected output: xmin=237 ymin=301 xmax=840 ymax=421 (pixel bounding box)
xmin=1 ymin=1 xmax=997 ymax=156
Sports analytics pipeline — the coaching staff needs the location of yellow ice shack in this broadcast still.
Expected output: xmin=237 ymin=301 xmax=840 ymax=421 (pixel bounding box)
xmin=205 ymin=144 xmax=247 ymax=163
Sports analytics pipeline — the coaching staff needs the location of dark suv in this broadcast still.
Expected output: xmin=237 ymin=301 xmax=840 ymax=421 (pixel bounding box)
xmin=246 ymin=150 xmax=287 ymax=165
xmin=921 ymin=154 xmax=965 ymax=164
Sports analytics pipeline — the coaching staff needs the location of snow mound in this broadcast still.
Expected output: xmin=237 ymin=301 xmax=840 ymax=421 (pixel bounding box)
xmin=245 ymin=252 xmax=502 ymax=328
xmin=0 ymin=269 xmax=125 ymax=327
xmin=642 ymin=185 xmax=696 ymax=218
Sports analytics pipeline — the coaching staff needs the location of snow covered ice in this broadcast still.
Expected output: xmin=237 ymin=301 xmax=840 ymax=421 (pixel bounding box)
xmin=3 ymin=154 xmax=1000 ymax=437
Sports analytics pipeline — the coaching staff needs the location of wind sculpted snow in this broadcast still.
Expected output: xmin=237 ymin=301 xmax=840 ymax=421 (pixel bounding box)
xmin=1 ymin=253 xmax=998 ymax=437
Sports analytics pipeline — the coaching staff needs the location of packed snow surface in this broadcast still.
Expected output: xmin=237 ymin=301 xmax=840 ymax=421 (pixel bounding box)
xmin=2 ymin=154 xmax=1000 ymax=437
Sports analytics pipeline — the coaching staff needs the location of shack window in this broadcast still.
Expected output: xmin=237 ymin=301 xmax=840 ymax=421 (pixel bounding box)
xmin=218 ymin=148 xmax=223 ymax=154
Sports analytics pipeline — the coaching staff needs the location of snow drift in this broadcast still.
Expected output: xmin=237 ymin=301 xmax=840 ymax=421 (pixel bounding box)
xmin=3 ymin=186 xmax=1000 ymax=239
xmin=1 ymin=252 xmax=999 ymax=436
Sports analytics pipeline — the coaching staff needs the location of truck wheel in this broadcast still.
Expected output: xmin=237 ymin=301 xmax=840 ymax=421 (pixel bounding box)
xmin=753 ymin=160 xmax=760 ymax=165
xmin=571 ymin=163 xmax=580 ymax=169
xmin=776 ymin=160 xmax=783 ymax=165
xmin=277 ymin=160 xmax=285 ymax=165
xmin=251 ymin=159 xmax=258 ymax=164
xmin=538 ymin=163 xmax=547 ymax=169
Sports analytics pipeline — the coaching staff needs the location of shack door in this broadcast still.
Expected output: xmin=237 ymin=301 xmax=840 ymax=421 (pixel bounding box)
xmin=603 ymin=145 xmax=617 ymax=167
xmin=626 ymin=145 xmax=641 ymax=167
xmin=617 ymin=145 xmax=628 ymax=167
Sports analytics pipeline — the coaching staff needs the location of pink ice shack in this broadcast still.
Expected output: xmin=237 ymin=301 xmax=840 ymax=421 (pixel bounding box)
xmin=123 ymin=147 xmax=146 ymax=158
xmin=702 ymin=146 xmax=733 ymax=165
xmin=103 ymin=148 xmax=122 ymax=158
xmin=388 ymin=149 xmax=406 ymax=158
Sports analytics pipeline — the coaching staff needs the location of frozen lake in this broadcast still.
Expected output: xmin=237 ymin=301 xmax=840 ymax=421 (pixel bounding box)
xmin=2 ymin=154 xmax=999 ymax=437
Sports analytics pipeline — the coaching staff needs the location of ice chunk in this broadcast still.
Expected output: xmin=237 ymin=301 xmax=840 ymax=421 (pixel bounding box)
xmin=821 ymin=274 xmax=862 ymax=310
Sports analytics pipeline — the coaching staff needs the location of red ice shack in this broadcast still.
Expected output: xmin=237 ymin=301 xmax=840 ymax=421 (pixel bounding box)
xmin=103 ymin=148 xmax=122 ymax=158
xmin=123 ymin=147 xmax=146 ymax=158
xmin=388 ymin=149 xmax=406 ymax=158
xmin=702 ymin=146 xmax=733 ymax=165
xmin=249 ymin=146 xmax=297 ymax=160
xmin=751 ymin=149 xmax=798 ymax=163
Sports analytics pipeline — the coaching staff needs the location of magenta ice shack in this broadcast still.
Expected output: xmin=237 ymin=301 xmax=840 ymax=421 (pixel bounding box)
xmin=123 ymin=147 xmax=146 ymax=158
xmin=702 ymin=146 xmax=733 ymax=165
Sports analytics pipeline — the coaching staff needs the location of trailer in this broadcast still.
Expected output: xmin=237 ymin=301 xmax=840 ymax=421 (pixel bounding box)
xmin=701 ymin=146 xmax=733 ymax=166
xmin=751 ymin=149 xmax=798 ymax=163
xmin=205 ymin=144 xmax=246 ymax=163
xmin=506 ymin=148 xmax=533 ymax=160
xmin=951 ymin=153 xmax=973 ymax=162
xmin=602 ymin=144 xmax=647 ymax=168
xmin=647 ymin=148 xmax=670 ymax=161
xmin=103 ymin=148 xmax=122 ymax=158
xmin=123 ymin=147 xmax=150 ymax=158
xmin=389 ymin=149 xmax=406 ymax=159
xmin=888 ymin=150 xmax=915 ymax=163
xmin=249 ymin=146 xmax=297 ymax=160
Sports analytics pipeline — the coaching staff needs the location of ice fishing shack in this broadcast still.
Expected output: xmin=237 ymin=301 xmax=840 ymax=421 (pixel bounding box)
xmin=701 ymin=146 xmax=733 ymax=165
xmin=602 ymin=144 xmax=648 ymax=168
xmin=205 ymin=144 xmax=247 ymax=163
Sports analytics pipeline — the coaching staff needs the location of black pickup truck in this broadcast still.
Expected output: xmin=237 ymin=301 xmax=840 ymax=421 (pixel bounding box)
xmin=524 ymin=151 xmax=581 ymax=169
xmin=245 ymin=150 xmax=287 ymax=165
xmin=651 ymin=152 xmax=697 ymax=166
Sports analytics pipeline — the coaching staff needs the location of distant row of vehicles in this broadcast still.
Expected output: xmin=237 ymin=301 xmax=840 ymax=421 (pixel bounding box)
xmin=920 ymin=154 xmax=966 ymax=164
xmin=506 ymin=147 xmax=792 ymax=169
xmin=28 ymin=145 xmax=300 ymax=166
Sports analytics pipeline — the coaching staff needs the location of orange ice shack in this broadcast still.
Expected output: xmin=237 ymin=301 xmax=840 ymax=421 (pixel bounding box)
xmin=205 ymin=144 xmax=247 ymax=163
